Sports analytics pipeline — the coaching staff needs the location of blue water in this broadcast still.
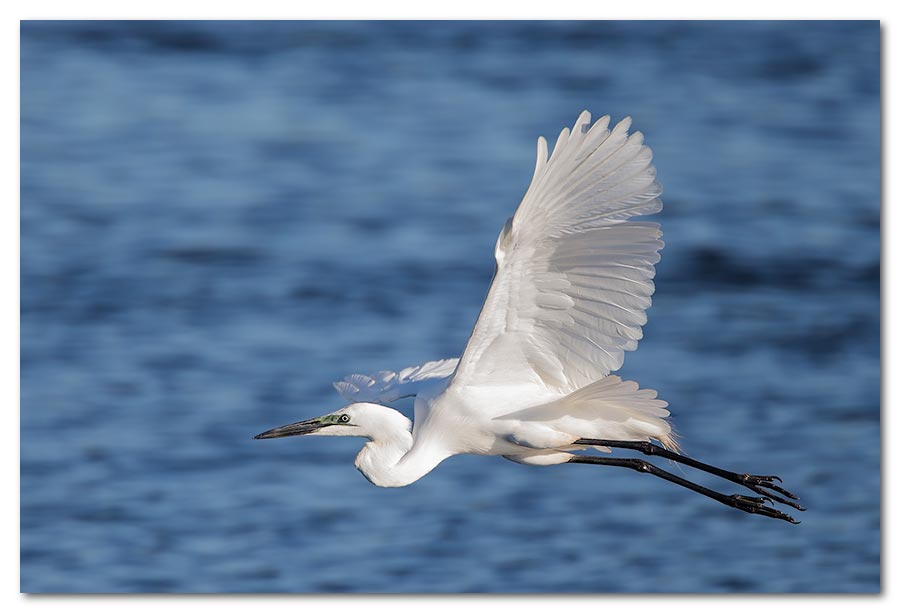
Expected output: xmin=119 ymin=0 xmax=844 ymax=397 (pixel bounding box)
xmin=21 ymin=21 xmax=880 ymax=593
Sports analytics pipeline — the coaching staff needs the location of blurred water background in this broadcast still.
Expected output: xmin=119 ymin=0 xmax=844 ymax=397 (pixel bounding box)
xmin=20 ymin=21 xmax=880 ymax=593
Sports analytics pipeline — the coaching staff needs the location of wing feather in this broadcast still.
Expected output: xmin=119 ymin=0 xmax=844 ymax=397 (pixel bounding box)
xmin=334 ymin=358 xmax=459 ymax=403
xmin=450 ymin=111 xmax=664 ymax=393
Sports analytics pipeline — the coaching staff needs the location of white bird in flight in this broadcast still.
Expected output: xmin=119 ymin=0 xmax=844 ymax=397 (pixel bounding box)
xmin=256 ymin=110 xmax=804 ymax=523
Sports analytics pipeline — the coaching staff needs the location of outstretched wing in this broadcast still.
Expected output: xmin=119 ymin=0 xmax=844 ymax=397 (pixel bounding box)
xmin=450 ymin=111 xmax=664 ymax=393
xmin=333 ymin=358 xmax=459 ymax=403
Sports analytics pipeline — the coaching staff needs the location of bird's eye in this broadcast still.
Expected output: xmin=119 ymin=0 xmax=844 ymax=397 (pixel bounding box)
xmin=339 ymin=414 xmax=350 ymax=423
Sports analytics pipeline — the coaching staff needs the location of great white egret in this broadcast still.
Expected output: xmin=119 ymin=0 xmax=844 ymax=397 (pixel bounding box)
xmin=255 ymin=111 xmax=804 ymax=523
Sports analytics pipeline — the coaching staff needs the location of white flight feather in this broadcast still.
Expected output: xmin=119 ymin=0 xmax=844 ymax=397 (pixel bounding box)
xmin=450 ymin=111 xmax=664 ymax=394
xmin=333 ymin=358 xmax=459 ymax=403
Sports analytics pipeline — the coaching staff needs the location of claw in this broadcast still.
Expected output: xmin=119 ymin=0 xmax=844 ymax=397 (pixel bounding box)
xmin=733 ymin=494 xmax=772 ymax=506
xmin=729 ymin=494 xmax=799 ymax=523
xmin=744 ymin=473 xmax=780 ymax=483
xmin=742 ymin=474 xmax=802 ymax=504
xmin=742 ymin=481 xmax=804 ymax=510
xmin=759 ymin=491 xmax=805 ymax=511
xmin=766 ymin=482 xmax=800 ymax=500
xmin=572 ymin=440 xmax=804 ymax=521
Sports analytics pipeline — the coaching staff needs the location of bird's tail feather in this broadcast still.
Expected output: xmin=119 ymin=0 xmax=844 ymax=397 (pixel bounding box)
xmin=499 ymin=375 xmax=679 ymax=452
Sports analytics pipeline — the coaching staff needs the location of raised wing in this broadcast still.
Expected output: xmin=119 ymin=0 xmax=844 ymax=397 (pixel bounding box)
xmin=451 ymin=111 xmax=664 ymax=393
xmin=333 ymin=358 xmax=459 ymax=403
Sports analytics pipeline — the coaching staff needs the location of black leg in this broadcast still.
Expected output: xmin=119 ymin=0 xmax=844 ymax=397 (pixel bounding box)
xmin=568 ymin=455 xmax=800 ymax=523
xmin=574 ymin=438 xmax=805 ymax=511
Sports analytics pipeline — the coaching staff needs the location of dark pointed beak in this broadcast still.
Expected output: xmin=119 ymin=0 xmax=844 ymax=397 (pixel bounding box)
xmin=254 ymin=418 xmax=323 ymax=440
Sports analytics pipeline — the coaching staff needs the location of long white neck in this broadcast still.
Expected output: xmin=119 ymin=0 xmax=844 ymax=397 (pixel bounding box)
xmin=352 ymin=409 xmax=447 ymax=488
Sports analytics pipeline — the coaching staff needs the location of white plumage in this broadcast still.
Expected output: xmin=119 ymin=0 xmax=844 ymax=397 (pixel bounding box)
xmin=256 ymin=111 xmax=803 ymax=523
xmin=455 ymin=111 xmax=663 ymax=392
xmin=333 ymin=358 xmax=459 ymax=404
xmin=333 ymin=111 xmax=672 ymax=460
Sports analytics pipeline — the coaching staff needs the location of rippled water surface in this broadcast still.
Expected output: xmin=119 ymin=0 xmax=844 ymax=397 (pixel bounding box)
xmin=21 ymin=21 xmax=880 ymax=593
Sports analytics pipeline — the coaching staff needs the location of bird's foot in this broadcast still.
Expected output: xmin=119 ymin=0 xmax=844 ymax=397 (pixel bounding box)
xmin=729 ymin=494 xmax=800 ymax=524
xmin=739 ymin=474 xmax=806 ymax=511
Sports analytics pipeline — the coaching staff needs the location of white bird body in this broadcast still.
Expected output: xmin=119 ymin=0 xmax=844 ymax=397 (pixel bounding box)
xmin=256 ymin=111 xmax=804 ymax=522
xmin=345 ymin=371 xmax=671 ymax=487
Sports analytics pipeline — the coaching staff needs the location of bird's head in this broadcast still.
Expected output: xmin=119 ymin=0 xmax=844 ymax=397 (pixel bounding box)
xmin=253 ymin=402 xmax=412 ymax=441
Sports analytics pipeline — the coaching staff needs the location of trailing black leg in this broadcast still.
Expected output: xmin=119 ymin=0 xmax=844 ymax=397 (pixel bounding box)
xmin=568 ymin=455 xmax=799 ymax=523
xmin=574 ymin=438 xmax=804 ymax=511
